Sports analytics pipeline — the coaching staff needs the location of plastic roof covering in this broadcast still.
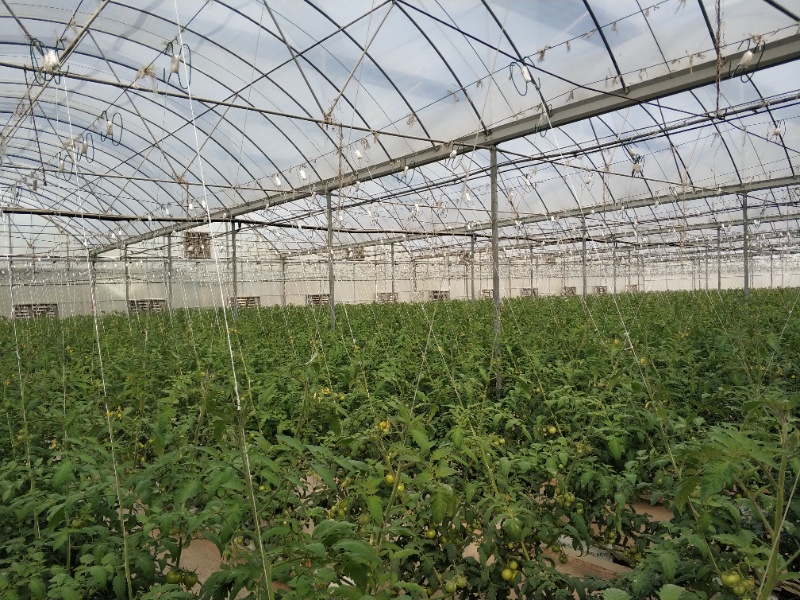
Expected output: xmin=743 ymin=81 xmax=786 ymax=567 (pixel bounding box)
xmin=0 ymin=0 xmax=798 ymax=257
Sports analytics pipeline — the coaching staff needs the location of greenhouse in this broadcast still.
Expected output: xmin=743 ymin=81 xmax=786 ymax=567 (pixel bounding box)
xmin=0 ymin=0 xmax=798 ymax=598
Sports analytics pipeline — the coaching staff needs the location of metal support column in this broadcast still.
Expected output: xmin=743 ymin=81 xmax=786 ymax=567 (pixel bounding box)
xmin=627 ymin=248 xmax=632 ymax=291
xmin=89 ymin=257 xmax=97 ymax=316
xmin=232 ymin=222 xmax=238 ymax=320
xmin=390 ymin=243 xmax=395 ymax=301
xmin=490 ymin=146 xmax=502 ymax=393
xmin=165 ymin=232 xmax=172 ymax=313
xmin=280 ymin=257 xmax=286 ymax=307
xmin=529 ymin=246 xmax=534 ymax=298
xmin=6 ymin=216 xmax=12 ymax=318
xmin=770 ymin=252 xmax=773 ymax=289
xmin=326 ymin=191 xmax=336 ymax=328
xmin=123 ymin=245 xmax=130 ymax=314
xmin=470 ymin=235 xmax=475 ymax=302
xmin=705 ymin=245 xmax=709 ymax=290
xmin=717 ymin=226 xmax=722 ymax=291
xmin=412 ymin=259 xmax=417 ymax=296
xmin=742 ymin=194 xmax=749 ymax=301
xmin=612 ymin=237 xmax=617 ymax=296
xmin=581 ymin=219 xmax=587 ymax=300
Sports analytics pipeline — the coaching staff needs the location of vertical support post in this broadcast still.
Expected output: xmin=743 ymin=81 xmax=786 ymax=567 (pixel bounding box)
xmin=529 ymin=245 xmax=534 ymax=298
xmin=470 ymin=234 xmax=475 ymax=302
xmin=232 ymin=222 xmax=238 ymax=320
xmin=612 ymin=237 xmax=617 ymax=296
xmin=705 ymin=245 xmax=709 ymax=290
xmin=770 ymin=252 xmax=773 ymax=289
xmin=742 ymin=194 xmax=749 ymax=301
xmin=123 ymin=245 xmax=130 ymax=314
xmin=280 ymin=256 xmax=286 ymax=307
xmin=326 ymin=191 xmax=336 ymax=328
xmin=390 ymin=243 xmax=395 ymax=301
xmin=490 ymin=145 xmax=501 ymax=393
xmin=6 ymin=216 xmax=12 ymax=318
xmin=89 ymin=256 xmax=97 ymax=316
xmin=506 ymin=252 xmax=512 ymax=298
xmin=627 ymin=248 xmax=632 ymax=291
xmin=165 ymin=232 xmax=172 ymax=313
xmin=717 ymin=226 xmax=722 ymax=291
xmin=637 ymin=251 xmax=642 ymax=291
xmin=412 ymin=259 xmax=417 ymax=297
xmin=581 ymin=218 xmax=587 ymax=300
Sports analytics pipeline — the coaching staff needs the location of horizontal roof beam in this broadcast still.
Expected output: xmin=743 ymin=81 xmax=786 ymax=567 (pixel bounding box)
xmin=90 ymin=31 xmax=800 ymax=255
xmin=283 ymin=175 xmax=800 ymax=257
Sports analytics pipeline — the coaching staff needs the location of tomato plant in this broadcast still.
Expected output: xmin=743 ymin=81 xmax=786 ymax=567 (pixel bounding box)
xmin=0 ymin=290 xmax=798 ymax=599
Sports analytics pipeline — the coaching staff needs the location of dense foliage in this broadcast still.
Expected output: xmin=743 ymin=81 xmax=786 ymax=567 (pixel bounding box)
xmin=1 ymin=289 xmax=798 ymax=600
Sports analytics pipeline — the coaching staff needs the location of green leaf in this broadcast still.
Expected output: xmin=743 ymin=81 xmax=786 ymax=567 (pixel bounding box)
xmin=365 ymin=495 xmax=383 ymax=524
xmin=88 ymin=565 xmax=107 ymax=587
xmin=498 ymin=457 xmax=511 ymax=479
xmin=113 ymin=573 xmax=127 ymax=598
xmin=28 ymin=578 xmax=46 ymax=599
xmin=332 ymin=539 xmax=378 ymax=564
xmin=276 ymin=434 xmax=305 ymax=452
xmin=658 ymin=583 xmax=687 ymax=600
xmin=659 ymin=550 xmax=677 ymax=581
xmin=603 ymin=589 xmax=631 ymax=600
xmin=312 ymin=463 xmax=336 ymax=490
xmin=608 ymin=437 xmax=624 ymax=461
xmin=305 ymin=542 xmax=327 ymax=559
xmin=410 ymin=427 xmax=433 ymax=454
xmin=52 ymin=460 xmax=75 ymax=489
xmin=175 ymin=478 xmax=201 ymax=504
xmin=430 ymin=485 xmax=447 ymax=524
xmin=62 ymin=587 xmax=80 ymax=600
xmin=674 ymin=475 xmax=701 ymax=512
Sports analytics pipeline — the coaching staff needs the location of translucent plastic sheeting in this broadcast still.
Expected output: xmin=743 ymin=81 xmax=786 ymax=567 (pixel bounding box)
xmin=0 ymin=0 xmax=798 ymax=255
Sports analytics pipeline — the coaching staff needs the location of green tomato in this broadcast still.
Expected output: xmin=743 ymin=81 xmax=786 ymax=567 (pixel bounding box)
xmin=445 ymin=580 xmax=457 ymax=594
xmin=425 ymin=528 xmax=437 ymax=539
xmin=183 ymin=572 xmax=199 ymax=587
xmin=501 ymin=568 xmax=514 ymax=582
xmin=165 ymin=571 xmax=183 ymax=585
xmin=721 ymin=572 xmax=741 ymax=587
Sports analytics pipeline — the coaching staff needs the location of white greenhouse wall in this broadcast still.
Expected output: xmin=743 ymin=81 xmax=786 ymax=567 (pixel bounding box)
xmin=2 ymin=252 xmax=800 ymax=319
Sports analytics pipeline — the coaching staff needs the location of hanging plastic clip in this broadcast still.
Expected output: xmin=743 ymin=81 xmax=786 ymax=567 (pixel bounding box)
xmin=99 ymin=110 xmax=124 ymax=146
xmin=731 ymin=35 xmax=765 ymax=82
xmin=163 ymin=42 xmax=192 ymax=89
xmin=509 ymin=61 xmax=534 ymax=96
xmin=29 ymin=38 xmax=68 ymax=85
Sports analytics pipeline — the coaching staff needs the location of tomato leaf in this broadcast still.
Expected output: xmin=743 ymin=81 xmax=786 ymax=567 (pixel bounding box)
xmin=657 ymin=584 xmax=687 ymax=600
xmin=365 ymin=495 xmax=383 ymax=524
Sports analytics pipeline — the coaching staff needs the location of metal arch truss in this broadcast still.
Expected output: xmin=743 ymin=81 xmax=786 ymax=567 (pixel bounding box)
xmin=282 ymin=175 xmax=800 ymax=258
xmin=87 ymin=31 xmax=800 ymax=256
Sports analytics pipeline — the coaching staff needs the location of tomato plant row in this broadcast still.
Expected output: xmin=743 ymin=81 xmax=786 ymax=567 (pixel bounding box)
xmin=1 ymin=289 xmax=798 ymax=599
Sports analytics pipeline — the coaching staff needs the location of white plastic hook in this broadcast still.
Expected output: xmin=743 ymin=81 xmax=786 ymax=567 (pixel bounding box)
xmin=43 ymin=49 xmax=60 ymax=74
